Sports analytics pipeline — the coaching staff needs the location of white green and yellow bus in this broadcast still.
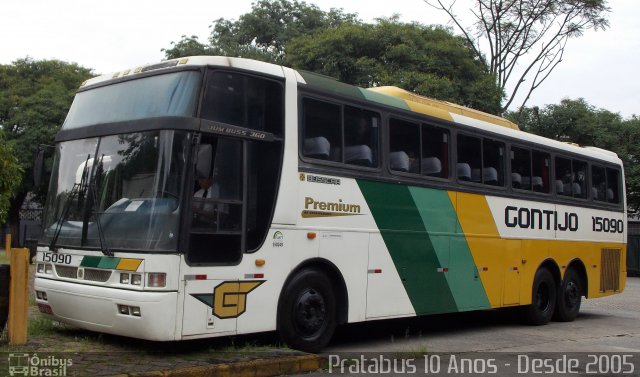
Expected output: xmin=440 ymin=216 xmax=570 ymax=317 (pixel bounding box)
xmin=34 ymin=56 xmax=626 ymax=352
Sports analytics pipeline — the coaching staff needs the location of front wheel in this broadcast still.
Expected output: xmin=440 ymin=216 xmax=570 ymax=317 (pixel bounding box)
xmin=554 ymin=268 xmax=582 ymax=322
xmin=278 ymin=269 xmax=336 ymax=353
xmin=525 ymin=268 xmax=557 ymax=325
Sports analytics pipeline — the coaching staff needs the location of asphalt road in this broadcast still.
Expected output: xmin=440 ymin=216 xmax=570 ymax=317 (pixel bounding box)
xmin=291 ymin=277 xmax=640 ymax=376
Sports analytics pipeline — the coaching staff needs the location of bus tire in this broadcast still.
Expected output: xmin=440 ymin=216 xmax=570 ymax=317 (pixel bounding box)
xmin=525 ymin=268 xmax=556 ymax=325
xmin=278 ymin=269 xmax=336 ymax=353
xmin=554 ymin=268 xmax=582 ymax=322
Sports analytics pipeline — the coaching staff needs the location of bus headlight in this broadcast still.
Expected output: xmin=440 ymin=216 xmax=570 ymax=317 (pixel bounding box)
xmin=44 ymin=264 xmax=53 ymax=274
xmin=131 ymin=274 xmax=142 ymax=286
xmin=120 ymin=273 xmax=130 ymax=284
xmin=147 ymin=273 xmax=166 ymax=288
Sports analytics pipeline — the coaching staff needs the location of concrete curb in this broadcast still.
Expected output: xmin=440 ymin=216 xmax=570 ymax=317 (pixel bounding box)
xmin=109 ymin=354 xmax=325 ymax=377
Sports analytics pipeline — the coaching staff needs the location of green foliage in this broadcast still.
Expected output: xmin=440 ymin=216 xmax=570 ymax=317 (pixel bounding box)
xmin=285 ymin=18 xmax=502 ymax=114
xmin=163 ymin=2 xmax=502 ymax=114
xmin=506 ymin=99 xmax=640 ymax=210
xmin=0 ymin=58 xmax=93 ymax=222
xmin=162 ymin=35 xmax=211 ymax=59
xmin=164 ymin=0 xmax=359 ymax=63
xmin=0 ymin=130 xmax=22 ymax=223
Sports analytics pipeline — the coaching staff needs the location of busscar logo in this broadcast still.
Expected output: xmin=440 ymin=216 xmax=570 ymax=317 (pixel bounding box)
xmin=301 ymin=197 xmax=362 ymax=218
xmin=191 ymin=280 xmax=264 ymax=319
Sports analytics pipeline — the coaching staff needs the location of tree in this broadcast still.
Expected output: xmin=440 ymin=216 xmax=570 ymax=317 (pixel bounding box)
xmin=286 ymin=18 xmax=502 ymax=114
xmin=425 ymin=0 xmax=610 ymax=112
xmin=164 ymin=0 xmax=359 ymax=63
xmin=0 ymin=58 xmax=93 ymax=244
xmin=0 ymin=130 xmax=22 ymax=224
xmin=162 ymin=35 xmax=211 ymax=59
xmin=164 ymin=2 xmax=502 ymax=113
xmin=506 ymin=99 xmax=640 ymax=210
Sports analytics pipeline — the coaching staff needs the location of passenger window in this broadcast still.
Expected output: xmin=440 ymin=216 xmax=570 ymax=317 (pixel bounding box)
xmin=555 ymin=157 xmax=572 ymax=196
xmin=389 ymin=118 xmax=419 ymax=173
xmin=532 ymin=150 xmax=550 ymax=193
xmin=344 ymin=106 xmax=379 ymax=167
xmin=302 ymin=98 xmax=341 ymax=162
xmin=592 ymin=165 xmax=606 ymax=201
xmin=302 ymin=99 xmax=380 ymax=168
xmin=572 ymin=160 xmax=587 ymax=199
xmin=457 ymin=134 xmax=480 ymax=182
xmin=511 ymin=147 xmax=531 ymax=190
xmin=606 ymin=168 xmax=621 ymax=204
xmin=422 ymin=124 xmax=449 ymax=178
xmin=483 ymin=139 xmax=504 ymax=186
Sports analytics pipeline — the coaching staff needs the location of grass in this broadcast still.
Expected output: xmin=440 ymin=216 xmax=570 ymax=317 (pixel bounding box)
xmin=27 ymin=317 xmax=59 ymax=336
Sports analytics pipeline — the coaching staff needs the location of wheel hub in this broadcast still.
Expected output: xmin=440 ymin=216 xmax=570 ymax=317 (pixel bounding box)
xmin=295 ymin=289 xmax=326 ymax=336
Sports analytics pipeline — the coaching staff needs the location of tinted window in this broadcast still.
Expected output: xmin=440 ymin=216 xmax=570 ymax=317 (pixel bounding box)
xmin=457 ymin=134 xmax=503 ymax=186
xmin=302 ymin=98 xmax=341 ymax=162
xmin=532 ymin=150 xmax=550 ymax=193
xmin=483 ymin=139 xmax=505 ymax=186
xmin=202 ymin=71 xmax=284 ymax=135
xmin=302 ymin=98 xmax=380 ymax=168
xmin=389 ymin=119 xmax=420 ymax=173
xmin=344 ymin=106 xmax=380 ymax=167
xmin=64 ymin=72 xmax=200 ymax=129
xmin=555 ymin=157 xmax=587 ymax=198
xmin=422 ymin=124 xmax=449 ymax=178
xmin=457 ymin=134 xmax=481 ymax=182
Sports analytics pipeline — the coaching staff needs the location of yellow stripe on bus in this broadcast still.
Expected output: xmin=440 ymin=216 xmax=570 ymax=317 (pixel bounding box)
xmin=116 ymin=259 xmax=143 ymax=271
xmin=449 ymin=192 xmax=626 ymax=308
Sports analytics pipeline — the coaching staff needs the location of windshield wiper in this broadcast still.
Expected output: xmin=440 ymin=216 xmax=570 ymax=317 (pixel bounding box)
xmin=49 ymin=154 xmax=91 ymax=252
xmin=88 ymin=154 xmax=113 ymax=257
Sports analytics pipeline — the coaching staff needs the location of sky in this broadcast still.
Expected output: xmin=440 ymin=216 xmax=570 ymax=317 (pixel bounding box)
xmin=1 ymin=0 xmax=638 ymax=118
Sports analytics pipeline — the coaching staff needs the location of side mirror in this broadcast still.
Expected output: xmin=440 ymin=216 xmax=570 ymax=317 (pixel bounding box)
xmin=33 ymin=148 xmax=45 ymax=186
xmin=195 ymin=144 xmax=212 ymax=179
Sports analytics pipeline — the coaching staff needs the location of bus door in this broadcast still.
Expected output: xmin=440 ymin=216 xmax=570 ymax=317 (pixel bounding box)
xmin=182 ymin=137 xmax=246 ymax=336
xmin=181 ymin=130 xmax=283 ymax=335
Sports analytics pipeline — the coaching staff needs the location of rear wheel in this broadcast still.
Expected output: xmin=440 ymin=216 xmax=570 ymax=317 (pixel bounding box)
xmin=525 ymin=268 xmax=557 ymax=325
xmin=554 ymin=268 xmax=582 ymax=322
xmin=278 ymin=269 xmax=336 ymax=353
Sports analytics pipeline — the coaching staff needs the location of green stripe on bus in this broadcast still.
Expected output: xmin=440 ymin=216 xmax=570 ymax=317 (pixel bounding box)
xmin=360 ymin=89 xmax=411 ymax=111
xmin=97 ymin=257 xmax=120 ymax=269
xmin=80 ymin=256 xmax=102 ymax=268
xmin=358 ymin=180 xmax=458 ymax=315
xmin=408 ymin=187 xmax=490 ymax=310
xmin=299 ymin=71 xmax=366 ymax=100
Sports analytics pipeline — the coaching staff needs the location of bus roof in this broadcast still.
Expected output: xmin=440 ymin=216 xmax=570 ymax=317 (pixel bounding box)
xmin=80 ymin=56 xmax=621 ymax=165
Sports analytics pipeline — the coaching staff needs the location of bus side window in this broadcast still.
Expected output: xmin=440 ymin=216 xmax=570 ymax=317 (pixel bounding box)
xmin=592 ymin=165 xmax=606 ymax=201
xmin=344 ymin=106 xmax=380 ymax=167
xmin=457 ymin=134 xmax=481 ymax=182
xmin=389 ymin=118 xmax=419 ymax=173
xmin=483 ymin=139 xmax=504 ymax=186
xmin=555 ymin=157 xmax=572 ymax=196
xmin=532 ymin=150 xmax=550 ymax=193
xmin=422 ymin=124 xmax=449 ymax=178
xmin=302 ymin=98 xmax=341 ymax=162
xmin=606 ymin=167 xmax=621 ymax=204
xmin=511 ymin=147 xmax=531 ymax=190
xmin=572 ymin=159 xmax=587 ymax=199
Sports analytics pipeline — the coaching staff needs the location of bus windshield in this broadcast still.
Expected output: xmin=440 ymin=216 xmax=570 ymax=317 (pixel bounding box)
xmin=41 ymin=130 xmax=189 ymax=252
xmin=63 ymin=71 xmax=200 ymax=129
